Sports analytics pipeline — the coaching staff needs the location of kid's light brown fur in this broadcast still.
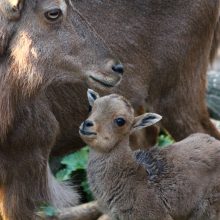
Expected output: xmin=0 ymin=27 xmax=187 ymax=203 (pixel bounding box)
xmin=80 ymin=91 xmax=220 ymax=220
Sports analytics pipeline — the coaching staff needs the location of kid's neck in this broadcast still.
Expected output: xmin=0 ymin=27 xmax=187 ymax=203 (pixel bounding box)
xmin=88 ymin=136 xmax=142 ymax=173
xmin=90 ymin=137 xmax=132 ymax=159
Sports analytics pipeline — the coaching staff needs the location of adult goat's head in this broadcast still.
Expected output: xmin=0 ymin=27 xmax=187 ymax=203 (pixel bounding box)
xmin=0 ymin=0 xmax=123 ymax=93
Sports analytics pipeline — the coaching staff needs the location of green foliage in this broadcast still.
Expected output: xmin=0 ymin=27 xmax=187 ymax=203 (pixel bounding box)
xmin=55 ymin=146 xmax=94 ymax=202
xmin=81 ymin=179 xmax=94 ymax=201
xmin=56 ymin=147 xmax=89 ymax=181
xmin=157 ymin=133 xmax=174 ymax=147
xmin=39 ymin=204 xmax=58 ymax=217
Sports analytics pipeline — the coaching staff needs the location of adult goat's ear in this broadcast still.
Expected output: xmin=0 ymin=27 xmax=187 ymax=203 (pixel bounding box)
xmin=87 ymin=89 xmax=100 ymax=107
xmin=0 ymin=0 xmax=24 ymax=20
xmin=131 ymin=113 xmax=162 ymax=133
xmin=0 ymin=0 xmax=24 ymax=56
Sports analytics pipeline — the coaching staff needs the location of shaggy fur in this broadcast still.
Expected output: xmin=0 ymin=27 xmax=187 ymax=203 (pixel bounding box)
xmin=81 ymin=93 xmax=220 ymax=220
xmin=0 ymin=0 xmax=122 ymax=219
xmin=0 ymin=0 xmax=220 ymax=219
xmin=74 ymin=0 xmax=220 ymax=145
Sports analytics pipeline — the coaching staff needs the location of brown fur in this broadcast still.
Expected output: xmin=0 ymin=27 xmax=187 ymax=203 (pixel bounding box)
xmin=0 ymin=0 xmax=220 ymax=219
xmin=80 ymin=93 xmax=220 ymax=220
xmin=0 ymin=0 xmax=123 ymax=219
xmin=74 ymin=0 xmax=220 ymax=145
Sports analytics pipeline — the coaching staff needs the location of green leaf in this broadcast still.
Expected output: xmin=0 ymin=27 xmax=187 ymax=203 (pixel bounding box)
xmin=157 ymin=134 xmax=174 ymax=147
xmin=55 ymin=168 xmax=72 ymax=181
xmin=55 ymin=147 xmax=90 ymax=181
xmin=81 ymin=180 xmax=94 ymax=202
xmin=61 ymin=147 xmax=89 ymax=170
xmin=39 ymin=205 xmax=58 ymax=217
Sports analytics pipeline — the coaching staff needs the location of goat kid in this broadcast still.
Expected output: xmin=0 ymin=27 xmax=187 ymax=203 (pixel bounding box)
xmin=79 ymin=89 xmax=220 ymax=220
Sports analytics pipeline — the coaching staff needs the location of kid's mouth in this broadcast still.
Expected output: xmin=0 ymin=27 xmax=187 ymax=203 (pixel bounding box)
xmin=79 ymin=129 xmax=97 ymax=136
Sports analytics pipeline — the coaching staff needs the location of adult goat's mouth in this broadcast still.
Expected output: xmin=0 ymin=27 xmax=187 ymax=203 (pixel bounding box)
xmin=87 ymin=71 xmax=122 ymax=89
xmin=89 ymin=76 xmax=115 ymax=88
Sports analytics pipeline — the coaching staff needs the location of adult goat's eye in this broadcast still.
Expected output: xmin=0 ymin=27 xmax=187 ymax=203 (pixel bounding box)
xmin=45 ymin=9 xmax=62 ymax=21
xmin=115 ymin=117 xmax=126 ymax=127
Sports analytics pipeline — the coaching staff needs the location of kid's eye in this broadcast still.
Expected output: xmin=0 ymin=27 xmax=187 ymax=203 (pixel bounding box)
xmin=115 ymin=117 xmax=126 ymax=127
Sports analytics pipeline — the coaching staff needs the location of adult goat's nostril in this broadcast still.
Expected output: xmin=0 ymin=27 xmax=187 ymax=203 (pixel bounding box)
xmin=112 ymin=63 xmax=124 ymax=75
xmin=84 ymin=120 xmax=94 ymax=127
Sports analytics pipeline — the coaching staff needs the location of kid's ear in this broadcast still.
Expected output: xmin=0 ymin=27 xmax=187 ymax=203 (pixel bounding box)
xmin=87 ymin=89 xmax=100 ymax=107
xmin=131 ymin=113 xmax=162 ymax=133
